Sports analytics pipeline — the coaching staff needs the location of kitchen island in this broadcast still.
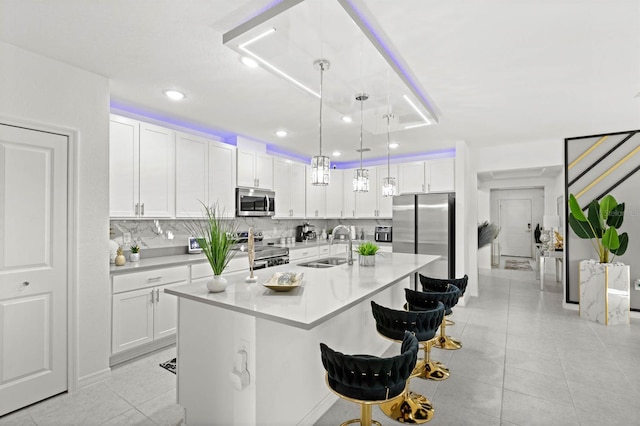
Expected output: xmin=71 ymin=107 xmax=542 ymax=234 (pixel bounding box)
xmin=166 ymin=252 xmax=439 ymax=425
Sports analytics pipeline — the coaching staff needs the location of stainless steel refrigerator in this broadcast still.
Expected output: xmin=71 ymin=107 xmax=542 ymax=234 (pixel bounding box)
xmin=392 ymin=193 xmax=455 ymax=279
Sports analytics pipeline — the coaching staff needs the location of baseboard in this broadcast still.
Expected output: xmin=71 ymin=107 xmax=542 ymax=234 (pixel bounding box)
xmin=109 ymin=335 xmax=176 ymax=367
xmin=77 ymin=367 xmax=111 ymax=389
xmin=297 ymin=392 xmax=338 ymax=426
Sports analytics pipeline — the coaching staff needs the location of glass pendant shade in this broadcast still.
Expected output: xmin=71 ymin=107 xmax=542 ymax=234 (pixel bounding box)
xmin=311 ymin=59 xmax=331 ymax=186
xmin=353 ymin=168 xmax=369 ymax=192
xmin=381 ymin=176 xmax=397 ymax=196
xmin=311 ymin=155 xmax=330 ymax=185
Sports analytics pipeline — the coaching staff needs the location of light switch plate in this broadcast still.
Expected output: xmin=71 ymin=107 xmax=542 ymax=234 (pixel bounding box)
xmin=123 ymin=232 xmax=131 ymax=244
xmin=634 ymin=278 xmax=640 ymax=290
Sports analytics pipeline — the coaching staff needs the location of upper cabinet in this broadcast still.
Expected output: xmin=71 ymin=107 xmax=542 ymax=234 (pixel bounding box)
xmin=355 ymin=167 xmax=378 ymax=218
xmin=110 ymin=115 xmax=175 ymax=218
xmin=398 ymin=158 xmax=454 ymax=194
xmin=305 ymin=165 xmax=327 ymax=219
xmin=377 ymin=164 xmax=399 ymax=218
xmin=274 ymin=159 xmax=306 ymax=218
xmin=325 ymin=169 xmax=343 ymax=218
xmin=175 ymin=133 xmax=236 ymax=218
xmin=208 ymin=142 xmax=236 ymax=218
xmin=237 ymin=149 xmax=273 ymax=190
xmin=175 ymin=132 xmax=208 ymax=218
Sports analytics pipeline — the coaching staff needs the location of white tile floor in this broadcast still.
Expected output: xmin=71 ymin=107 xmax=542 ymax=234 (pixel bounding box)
xmin=2 ymin=257 xmax=640 ymax=425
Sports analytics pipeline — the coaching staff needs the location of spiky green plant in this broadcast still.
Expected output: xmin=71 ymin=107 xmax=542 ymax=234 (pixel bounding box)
xmin=357 ymin=241 xmax=379 ymax=256
xmin=184 ymin=202 xmax=238 ymax=276
xmin=568 ymin=193 xmax=628 ymax=263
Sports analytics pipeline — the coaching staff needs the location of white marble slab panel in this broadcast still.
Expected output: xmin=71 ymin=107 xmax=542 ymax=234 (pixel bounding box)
xmin=579 ymin=260 xmax=629 ymax=325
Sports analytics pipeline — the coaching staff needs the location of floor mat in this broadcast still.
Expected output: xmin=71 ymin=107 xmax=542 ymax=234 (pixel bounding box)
xmin=504 ymin=259 xmax=533 ymax=271
xmin=159 ymin=358 xmax=176 ymax=375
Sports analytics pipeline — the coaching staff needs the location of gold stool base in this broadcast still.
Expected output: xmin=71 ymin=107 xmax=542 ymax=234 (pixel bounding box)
xmin=414 ymin=359 xmax=450 ymax=381
xmin=379 ymin=390 xmax=434 ymax=424
xmin=434 ymin=335 xmax=462 ymax=350
xmin=341 ymin=420 xmax=381 ymax=426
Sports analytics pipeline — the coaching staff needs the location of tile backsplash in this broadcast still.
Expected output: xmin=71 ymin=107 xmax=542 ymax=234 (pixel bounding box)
xmin=110 ymin=217 xmax=391 ymax=250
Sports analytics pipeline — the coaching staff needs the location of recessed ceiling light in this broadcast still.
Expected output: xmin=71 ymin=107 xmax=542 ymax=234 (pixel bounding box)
xmin=332 ymin=151 xmax=341 ymax=156
xmin=389 ymin=143 xmax=399 ymax=149
xmin=275 ymin=130 xmax=288 ymax=137
xmin=241 ymin=56 xmax=259 ymax=68
xmin=341 ymin=116 xmax=352 ymax=123
xmin=163 ymin=90 xmax=185 ymax=101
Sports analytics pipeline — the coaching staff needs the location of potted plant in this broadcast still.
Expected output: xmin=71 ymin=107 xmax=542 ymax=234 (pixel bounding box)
xmin=185 ymin=202 xmax=238 ymax=292
xmin=568 ymin=193 xmax=630 ymax=325
xmin=357 ymin=241 xmax=379 ymax=266
xmin=129 ymin=244 xmax=140 ymax=262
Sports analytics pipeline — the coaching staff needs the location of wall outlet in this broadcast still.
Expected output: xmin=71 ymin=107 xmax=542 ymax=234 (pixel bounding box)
xmin=634 ymin=278 xmax=640 ymax=290
xmin=123 ymin=232 xmax=131 ymax=244
xmin=238 ymin=338 xmax=250 ymax=358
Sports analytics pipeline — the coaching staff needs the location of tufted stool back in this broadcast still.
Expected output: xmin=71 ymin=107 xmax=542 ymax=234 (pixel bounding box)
xmin=406 ymin=286 xmax=460 ymax=315
xmin=320 ymin=331 xmax=418 ymax=402
xmin=419 ymin=274 xmax=469 ymax=297
xmin=371 ymin=300 xmax=444 ymax=343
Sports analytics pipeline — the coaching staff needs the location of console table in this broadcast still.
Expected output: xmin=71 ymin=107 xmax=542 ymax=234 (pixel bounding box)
xmin=535 ymin=244 xmax=563 ymax=291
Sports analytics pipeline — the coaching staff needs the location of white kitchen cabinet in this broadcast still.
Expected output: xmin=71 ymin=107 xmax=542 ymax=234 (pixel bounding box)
xmin=355 ymin=168 xmax=378 ymax=218
xmin=427 ymin=157 xmax=455 ymax=192
xmin=109 ymin=115 xmax=175 ymax=218
xmin=111 ymin=266 xmax=188 ymax=355
xmin=237 ymin=149 xmax=273 ymax=190
xmin=289 ymin=246 xmax=317 ymax=262
xmin=398 ymin=161 xmax=426 ymax=194
xmin=325 ymin=169 xmax=344 ymax=218
xmin=176 ymin=132 xmax=208 ymax=218
xmin=306 ymin=165 xmax=327 ymax=218
xmin=343 ymin=170 xmax=357 ymax=218
xmin=274 ymin=159 xmax=306 ymax=218
xmin=209 ymin=141 xmax=236 ymax=217
xmin=398 ymin=158 xmax=455 ymax=194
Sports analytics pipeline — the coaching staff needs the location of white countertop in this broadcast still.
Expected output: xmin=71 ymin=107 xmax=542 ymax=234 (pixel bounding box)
xmin=165 ymin=252 xmax=439 ymax=330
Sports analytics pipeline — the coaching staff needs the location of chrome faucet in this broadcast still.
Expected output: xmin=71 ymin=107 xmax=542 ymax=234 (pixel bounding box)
xmin=330 ymin=225 xmax=353 ymax=265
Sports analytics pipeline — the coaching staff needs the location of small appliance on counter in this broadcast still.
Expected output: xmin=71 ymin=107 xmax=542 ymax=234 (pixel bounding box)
xmin=188 ymin=237 xmax=202 ymax=254
xmin=375 ymin=226 xmax=393 ymax=243
xmin=295 ymin=222 xmax=316 ymax=242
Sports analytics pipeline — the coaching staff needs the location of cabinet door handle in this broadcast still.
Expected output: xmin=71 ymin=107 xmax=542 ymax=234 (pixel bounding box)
xmin=156 ymin=288 xmax=160 ymax=303
xmin=141 ymin=203 xmax=145 ymax=216
xmin=428 ymin=183 xmax=431 ymax=191
xmin=421 ymin=184 xmax=425 ymax=192
xmin=147 ymin=276 xmax=162 ymax=282
xmin=150 ymin=289 xmax=155 ymax=304
xmin=135 ymin=203 xmax=139 ymax=216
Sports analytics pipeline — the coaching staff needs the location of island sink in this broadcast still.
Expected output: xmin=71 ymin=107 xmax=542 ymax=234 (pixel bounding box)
xmin=298 ymin=257 xmax=348 ymax=268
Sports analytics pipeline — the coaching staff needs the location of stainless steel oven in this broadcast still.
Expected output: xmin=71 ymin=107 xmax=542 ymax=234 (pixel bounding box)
xmin=236 ymin=188 xmax=275 ymax=217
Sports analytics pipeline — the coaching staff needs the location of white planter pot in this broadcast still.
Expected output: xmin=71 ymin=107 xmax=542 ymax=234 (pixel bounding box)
xmin=206 ymin=275 xmax=228 ymax=293
xmin=359 ymin=254 xmax=375 ymax=267
xmin=579 ymin=259 xmax=630 ymax=325
xmin=129 ymin=252 xmax=140 ymax=262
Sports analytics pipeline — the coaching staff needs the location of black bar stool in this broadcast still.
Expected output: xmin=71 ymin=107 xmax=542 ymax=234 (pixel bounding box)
xmin=419 ymin=274 xmax=467 ymax=349
xmin=371 ymin=300 xmax=445 ymax=423
xmin=320 ymin=331 xmax=419 ymax=426
xmin=407 ymin=282 xmax=461 ymax=350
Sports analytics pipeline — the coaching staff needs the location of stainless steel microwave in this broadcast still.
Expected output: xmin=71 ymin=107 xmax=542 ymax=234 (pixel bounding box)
xmin=236 ymin=188 xmax=275 ymax=217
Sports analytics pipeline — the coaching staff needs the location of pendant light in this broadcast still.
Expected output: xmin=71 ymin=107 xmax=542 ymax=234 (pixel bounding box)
xmin=311 ymin=59 xmax=330 ymax=186
xmin=381 ymin=113 xmax=397 ymax=196
xmin=353 ymin=93 xmax=369 ymax=192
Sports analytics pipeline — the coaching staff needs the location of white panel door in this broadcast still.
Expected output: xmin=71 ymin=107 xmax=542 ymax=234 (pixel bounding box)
xmin=355 ymin=168 xmax=377 ymax=218
xmin=112 ymin=288 xmax=154 ymax=353
xmin=139 ymin=123 xmax=175 ymax=218
xmin=154 ymin=283 xmax=182 ymax=340
xmin=377 ymin=165 xmax=399 ymax=218
xmin=326 ymin=169 xmax=343 ymax=218
xmin=428 ymin=158 xmax=455 ymax=192
xmin=343 ymin=170 xmax=356 ymax=218
xmin=0 ymin=124 xmax=68 ymax=416
xmin=306 ymin=166 xmax=326 ymax=218
xmin=176 ymin=133 xmax=208 ymax=218
xmin=273 ymin=159 xmax=291 ymax=217
xmin=499 ymin=199 xmax=533 ymax=257
xmin=398 ymin=161 xmax=426 ymax=194
xmin=255 ymin=153 xmax=273 ymax=190
xmin=236 ymin=149 xmax=256 ymax=188
xmin=289 ymin=162 xmax=306 ymax=217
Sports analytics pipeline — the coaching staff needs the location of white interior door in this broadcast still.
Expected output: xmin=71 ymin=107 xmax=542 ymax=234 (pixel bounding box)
xmin=499 ymin=199 xmax=532 ymax=257
xmin=0 ymin=124 xmax=68 ymax=416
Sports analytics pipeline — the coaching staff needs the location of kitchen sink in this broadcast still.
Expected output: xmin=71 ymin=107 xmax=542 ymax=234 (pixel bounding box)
xmin=298 ymin=257 xmax=348 ymax=268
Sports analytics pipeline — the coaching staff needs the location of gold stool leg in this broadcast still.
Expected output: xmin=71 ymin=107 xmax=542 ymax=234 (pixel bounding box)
xmin=434 ymin=316 xmax=462 ymax=350
xmin=340 ymin=404 xmax=382 ymax=426
xmin=379 ymin=382 xmax=434 ymax=423
xmin=415 ymin=340 xmax=450 ymax=381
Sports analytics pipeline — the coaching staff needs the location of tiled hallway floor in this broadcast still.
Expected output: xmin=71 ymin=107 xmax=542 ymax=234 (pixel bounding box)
xmin=3 ymin=262 xmax=640 ymax=425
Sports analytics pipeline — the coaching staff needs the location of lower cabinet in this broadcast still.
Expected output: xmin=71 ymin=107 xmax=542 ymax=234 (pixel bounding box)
xmin=111 ymin=266 xmax=188 ymax=356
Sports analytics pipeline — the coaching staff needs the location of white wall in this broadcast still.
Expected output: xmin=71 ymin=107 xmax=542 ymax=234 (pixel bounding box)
xmin=477 ymin=189 xmax=491 ymax=269
xmin=0 ymin=42 xmax=111 ymax=385
xmin=475 ymin=138 xmax=563 ymax=173
xmin=455 ymin=141 xmax=478 ymax=301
